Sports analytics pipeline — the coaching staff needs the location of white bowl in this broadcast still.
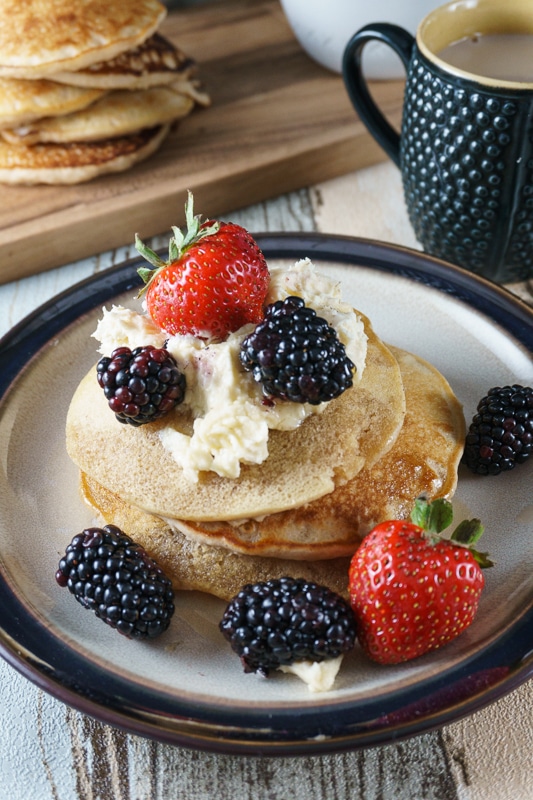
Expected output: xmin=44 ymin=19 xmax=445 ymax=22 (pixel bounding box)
xmin=280 ymin=0 xmax=441 ymax=78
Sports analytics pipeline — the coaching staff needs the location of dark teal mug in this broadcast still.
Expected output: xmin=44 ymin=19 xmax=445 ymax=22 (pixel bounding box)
xmin=343 ymin=0 xmax=533 ymax=283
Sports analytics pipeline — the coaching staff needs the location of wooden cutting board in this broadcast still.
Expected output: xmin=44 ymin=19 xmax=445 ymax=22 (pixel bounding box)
xmin=0 ymin=0 xmax=404 ymax=282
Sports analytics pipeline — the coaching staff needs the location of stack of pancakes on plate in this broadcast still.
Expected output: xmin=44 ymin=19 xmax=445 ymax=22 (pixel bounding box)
xmin=66 ymin=311 xmax=465 ymax=601
xmin=0 ymin=0 xmax=209 ymax=184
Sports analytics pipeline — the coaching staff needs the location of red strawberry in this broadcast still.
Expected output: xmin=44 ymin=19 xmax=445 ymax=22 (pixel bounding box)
xmin=348 ymin=498 xmax=492 ymax=665
xmin=135 ymin=191 xmax=269 ymax=340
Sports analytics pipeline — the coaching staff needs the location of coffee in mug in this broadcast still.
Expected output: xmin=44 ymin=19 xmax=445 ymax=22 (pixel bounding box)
xmin=342 ymin=0 xmax=533 ymax=283
xmin=438 ymin=34 xmax=533 ymax=82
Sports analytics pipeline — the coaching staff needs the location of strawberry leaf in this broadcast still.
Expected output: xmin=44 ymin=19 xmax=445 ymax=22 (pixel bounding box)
xmin=137 ymin=266 xmax=158 ymax=285
xmin=451 ymin=519 xmax=494 ymax=568
xmin=134 ymin=235 xmax=166 ymax=269
xmin=168 ymin=232 xmax=181 ymax=263
xmin=451 ymin=518 xmax=485 ymax=546
xmin=469 ymin=547 xmax=495 ymax=569
xmin=410 ymin=497 xmax=453 ymax=534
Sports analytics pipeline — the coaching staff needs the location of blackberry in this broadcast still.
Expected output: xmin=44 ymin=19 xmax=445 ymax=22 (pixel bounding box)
xmin=219 ymin=577 xmax=357 ymax=676
xmin=56 ymin=525 xmax=175 ymax=639
xmin=96 ymin=345 xmax=186 ymax=426
xmin=240 ymin=296 xmax=354 ymax=405
xmin=462 ymin=385 xmax=533 ymax=475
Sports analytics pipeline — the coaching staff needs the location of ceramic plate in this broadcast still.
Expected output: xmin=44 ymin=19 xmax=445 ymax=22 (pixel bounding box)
xmin=0 ymin=234 xmax=531 ymax=756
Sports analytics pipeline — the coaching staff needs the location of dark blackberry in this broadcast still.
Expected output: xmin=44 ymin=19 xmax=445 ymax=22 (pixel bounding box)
xmin=56 ymin=525 xmax=175 ymax=639
xmin=219 ymin=577 xmax=357 ymax=676
xmin=240 ymin=296 xmax=354 ymax=405
xmin=96 ymin=345 xmax=186 ymax=426
xmin=462 ymin=385 xmax=533 ymax=475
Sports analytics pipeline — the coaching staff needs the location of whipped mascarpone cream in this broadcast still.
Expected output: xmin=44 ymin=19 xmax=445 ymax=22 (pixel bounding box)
xmin=278 ymin=655 xmax=344 ymax=693
xmin=92 ymin=259 xmax=367 ymax=481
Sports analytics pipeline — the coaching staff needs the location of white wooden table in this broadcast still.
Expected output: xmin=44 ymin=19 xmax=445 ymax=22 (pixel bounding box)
xmin=0 ymin=162 xmax=532 ymax=800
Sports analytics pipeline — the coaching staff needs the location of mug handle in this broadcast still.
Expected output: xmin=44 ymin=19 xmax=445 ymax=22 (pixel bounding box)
xmin=342 ymin=23 xmax=415 ymax=168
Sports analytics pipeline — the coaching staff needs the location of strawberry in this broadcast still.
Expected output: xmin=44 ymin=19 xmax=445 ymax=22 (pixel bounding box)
xmin=348 ymin=498 xmax=493 ymax=665
xmin=135 ymin=191 xmax=270 ymax=340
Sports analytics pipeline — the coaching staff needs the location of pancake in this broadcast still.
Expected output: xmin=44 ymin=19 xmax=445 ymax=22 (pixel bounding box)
xmin=1 ymin=86 xmax=194 ymax=145
xmin=170 ymin=347 xmax=465 ymax=559
xmin=0 ymin=0 xmax=166 ymax=79
xmin=66 ymin=317 xmax=407 ymax=521
xmin=49 ymin=33 xmax=200 ymax=91
xmin=167 ymin=77 xmax=211 ymax=108
xmin=80 ymin=474 xmax=353 ymax=601
xmin=0 ymin=77 xmax=106 ymax=129
xmin=75 ymin=346 xmax=464 ymax=601
xmin=0 ymin=124 xmax=169 ymax=184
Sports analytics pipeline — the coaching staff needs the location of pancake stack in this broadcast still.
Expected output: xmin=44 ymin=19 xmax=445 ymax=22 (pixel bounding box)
xmin=0 ymin=0 xmax=209 ymax=184
xmin=67 ymin=302 xmax=465 ymax=601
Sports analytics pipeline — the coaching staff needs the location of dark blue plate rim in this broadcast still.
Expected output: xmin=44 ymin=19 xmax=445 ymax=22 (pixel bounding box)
xmin=0 ymin=233 xmax=531 ymax=756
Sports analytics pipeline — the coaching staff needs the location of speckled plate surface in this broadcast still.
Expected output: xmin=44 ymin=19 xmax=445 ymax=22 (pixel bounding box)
xmin=0 ymin=234 xmax=531 ymax=755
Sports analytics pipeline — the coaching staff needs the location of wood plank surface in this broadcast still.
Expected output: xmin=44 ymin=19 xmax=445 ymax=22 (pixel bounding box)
xmin=0 ymin=0 xmax=404 ymax=283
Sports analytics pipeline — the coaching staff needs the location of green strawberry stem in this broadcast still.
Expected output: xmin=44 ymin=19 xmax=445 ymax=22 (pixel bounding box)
xmin=409 ymin=497 xmax=493 ymax=568
xmin=464 ymin=547 xmax=494 ymax=569
xmin=135 ymin=190 xmax=220 ymax=295
xmin=451 ymin=517 xmax=485 ymax=546
xmin=410 ymin=496 xmax=453 ymax=533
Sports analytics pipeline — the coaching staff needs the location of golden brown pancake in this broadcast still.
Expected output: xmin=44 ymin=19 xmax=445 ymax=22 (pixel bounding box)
xmin=66 ymin=317 xmax=407 ymax=521
xmin=80 ymin=473 xmax=353 ymax=601
xmin=49 ymin=34 xmax=200 ymax=91
xmin=1 ymin=87 xmax=194 ymax=145
xmin=0 ymin=4 xmax=209 ymax=184
xmin=171 ymin=347 xmax=465 ymax=559
xmin=0 ymin=77 xmax=106 ymax=129
xmin=0 ymin=124 xmax=169 ymax=184
xmin=76 ymin=346 xmax=464 ymax=601
xmin=0 ymin=0 xmax=166 ymax=79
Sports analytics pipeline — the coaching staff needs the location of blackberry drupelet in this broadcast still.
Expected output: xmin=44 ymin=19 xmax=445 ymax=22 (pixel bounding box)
xmin=219 ymin=577 xmax=357 ymax=675
xmin=462 ymin=385 xmax=533 ymax=475
xmin=96 ymin=345 xmax=185 ymax=426
xmin=240 ymin=296 xmax=354 ymax=405
xmin=56 ymin=525 xmax=175 ymax=639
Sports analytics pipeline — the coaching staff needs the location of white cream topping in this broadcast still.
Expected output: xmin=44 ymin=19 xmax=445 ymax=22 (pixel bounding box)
xmin=278 ymin=655 xmax=344 ymax=693
xmin=159 ymin=401 xmax=269 ymax=482
xmin=92 ymin=259 xmax=367 ymax=481
xmin=92 ymin=305 xmax=165 ymax=353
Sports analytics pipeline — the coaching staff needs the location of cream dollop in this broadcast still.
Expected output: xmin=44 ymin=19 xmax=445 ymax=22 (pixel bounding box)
xmin=92 ymin=305 xmax=165 ymax=354
xmin=278 ymin=655 xmax=344 ymax=693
